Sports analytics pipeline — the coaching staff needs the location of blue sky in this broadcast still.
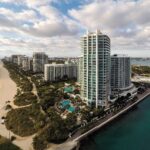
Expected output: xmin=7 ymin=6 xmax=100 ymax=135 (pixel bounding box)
xmin=0 ymin=0 xmax=149 ymax=57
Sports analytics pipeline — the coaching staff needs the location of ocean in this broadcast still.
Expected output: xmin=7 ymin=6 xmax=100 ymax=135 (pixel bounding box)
xmin=131 ymin=59 xmax=150 ymax=66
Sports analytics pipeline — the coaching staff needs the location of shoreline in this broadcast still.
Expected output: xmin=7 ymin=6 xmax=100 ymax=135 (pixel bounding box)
xmin=74 ymin=92 xmax=150 ymax=142
xmin=0 ymin=60 xmax=17 ymax=137
xmin=73 ymin=91 xmax=150 ymax=150
xmin=0 ymin=61 xmax=34 ymax=150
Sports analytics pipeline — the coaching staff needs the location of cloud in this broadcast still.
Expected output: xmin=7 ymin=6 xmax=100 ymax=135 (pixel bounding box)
xmin=0 ymin=1 xmax=82 ymax=57
xmin=0 ymin=0 xmax=149 ymax=57
xmin=69 ymin=0 xmax=150 ymax=55
xmin=24 ymin=0 xmax=53 ymax=8
xmin=0 ymin=4 xmax=81 ymax=37
xmin=0 ymin=7 xmax=38 ymax=23
xmin=21 ymin=5 xmax=81 ymax=37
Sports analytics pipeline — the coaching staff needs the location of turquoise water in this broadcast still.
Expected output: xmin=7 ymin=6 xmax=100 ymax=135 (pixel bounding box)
xmin=80 ymin=96 xmax=150 ymax=150
xmin=68 ymin=106 xmax=75 ymax=112
xmin=64 ymin=86 xmax=74 ymax=93
xmin=60 ymin=100 xmax=71 ymax=107
xmin=60 ymin=100 xmax=75 ymax=112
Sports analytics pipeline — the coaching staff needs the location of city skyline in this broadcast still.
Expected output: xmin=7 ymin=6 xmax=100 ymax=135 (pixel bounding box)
xmin=0 ymin=0 xmax=150 ymax=58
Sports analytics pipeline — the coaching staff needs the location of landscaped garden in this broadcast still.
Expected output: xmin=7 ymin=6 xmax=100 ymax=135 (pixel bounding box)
xmin=5 ymin=104 xmax=46 ymax=136
xmin=14 ymin=92 xmax=37 ymax=106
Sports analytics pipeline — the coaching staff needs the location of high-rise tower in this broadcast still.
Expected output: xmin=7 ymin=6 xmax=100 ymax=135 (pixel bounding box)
xmin=111 ymin=54 xmax=131 ymax=94
xmin=81 ymin=30 xmax=111 ymax=108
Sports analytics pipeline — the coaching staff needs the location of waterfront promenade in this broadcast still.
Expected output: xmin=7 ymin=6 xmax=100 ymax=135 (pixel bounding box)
xmin=73 ymin=89 xmax=150 ymax=142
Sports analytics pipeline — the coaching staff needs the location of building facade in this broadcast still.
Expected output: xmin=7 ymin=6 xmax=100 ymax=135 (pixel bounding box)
xmin=111 ymin=54 xmax=131 ymax=94
xmin=11 ymin=55 xmax=19 ymax=64
xmin=81 ymin=30 xmax=111 ymax=108
xmin=77 ymin=56 xmax=83 ymax=84
xmin=33 ymin=52 xmax=48 ymax=73
xmin=44 ymin=64 xmax=77 ymax=81
xmin=17 ymin=55 xmax=25 ymax=66
xmin=11 ymin=55 xmax=27 ymax=66
xmin=22 ymin=57 xmax=31 ymax=71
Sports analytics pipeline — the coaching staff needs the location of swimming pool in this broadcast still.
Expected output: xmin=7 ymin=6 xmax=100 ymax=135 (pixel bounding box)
xmin=60 ymin=100 xmax=71 ymax=107
xmin=60 ymin=100 xmax=75 ymax=112
xmin=64 ymin=86 xmax=74 ymax=93
xmin=68 ymin=106 xmax=75 ymax=112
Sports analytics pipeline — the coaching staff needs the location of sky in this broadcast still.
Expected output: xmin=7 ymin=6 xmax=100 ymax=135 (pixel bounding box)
xmin=0 ymin=0 xmax=149 ymax=58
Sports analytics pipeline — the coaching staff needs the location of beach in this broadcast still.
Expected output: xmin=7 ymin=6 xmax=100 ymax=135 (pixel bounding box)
xmin=0 ymin=60 xmax=17 ymax=137
xmin=0 ymin=60 xmax=33 ymax=150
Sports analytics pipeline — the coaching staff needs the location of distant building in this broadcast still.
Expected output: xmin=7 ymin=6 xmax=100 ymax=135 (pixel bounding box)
xmin=29 ymin=59 xmax=33 ymax=72
xmin=22 ymin=57 xmax=31 ymax=71
xmin=4 ymin=57 xmax=11 ymax=62
xmin=11 ymin=55 xmax=19 ymax=64
xmin=81 ymin=30 xmax=111 ymax=108
xmin=11 ymin=55 xmax=25 ymax=66
xmin=33 ymin=52 xmax=48 ymax=73
xmin=111 ymin=54 xmax=131 ymax=94
xmin=44 ymin=64 xmax=77 ymax=81
xmin=17 ymin=55 xmax=25 ymax=66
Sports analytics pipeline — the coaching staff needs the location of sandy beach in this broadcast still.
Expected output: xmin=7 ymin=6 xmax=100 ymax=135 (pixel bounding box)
xmin=0 ymin=60 xmax=33 ymax=150
xmin=0 ymin=61 xmax=17 ymax=112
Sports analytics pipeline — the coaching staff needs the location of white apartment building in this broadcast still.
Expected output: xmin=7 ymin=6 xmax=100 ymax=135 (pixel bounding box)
xmin=81 ymin=30 xmax=111 ymax=108
xmin=44 ymin=64 xmax=77 ymax=81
